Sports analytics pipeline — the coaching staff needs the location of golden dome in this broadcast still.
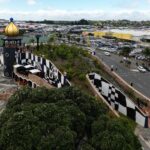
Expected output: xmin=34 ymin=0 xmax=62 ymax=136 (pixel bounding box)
xmin=4 ymin=18 xmax=19 ymax=37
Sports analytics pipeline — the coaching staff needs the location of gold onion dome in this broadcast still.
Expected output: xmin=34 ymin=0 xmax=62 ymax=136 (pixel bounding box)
xmin=4 ymin=18 xmax=19 ymax=37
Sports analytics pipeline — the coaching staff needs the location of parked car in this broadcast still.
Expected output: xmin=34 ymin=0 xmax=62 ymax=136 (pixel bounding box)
xmin=137 ymin=55 xmax=145 ymax=60
xmin=104 ymin=52 xmax=110 ymax=56
xmin=123 ymin=57 xmax=127 ymax=61
xmin=137 ymin=66 xmax=147 ymax=72
xmin=143 ymin=65 xmax=150 ymax=72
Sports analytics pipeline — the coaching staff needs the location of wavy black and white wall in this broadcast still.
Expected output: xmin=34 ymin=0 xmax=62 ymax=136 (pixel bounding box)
xmin=89 ymin=73 xmax=148 ymax=128
xmin=16 ymin=52 xmax=71 ymax=88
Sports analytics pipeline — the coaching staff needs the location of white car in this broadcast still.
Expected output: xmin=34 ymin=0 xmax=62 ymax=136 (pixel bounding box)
xmin=137 ymin=66 xmax=146 ymax=72
xmin=104 ymin=52 xmax=110 ymax=56
xmin=123 ymin=57 xmax=127 ymax=61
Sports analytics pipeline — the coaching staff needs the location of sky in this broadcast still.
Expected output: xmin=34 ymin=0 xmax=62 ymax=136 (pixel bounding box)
xmin=0 ymin=0 xmax=150 ymax=21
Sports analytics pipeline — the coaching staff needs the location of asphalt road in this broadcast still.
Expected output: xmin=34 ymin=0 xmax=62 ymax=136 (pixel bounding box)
xmin=96 ymin=50 xmax=150 ymax=98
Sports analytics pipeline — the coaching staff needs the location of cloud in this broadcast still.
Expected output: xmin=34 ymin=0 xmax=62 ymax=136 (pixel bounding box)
xmin=0 ymin=0 xmax=37 ymax=5
xmin=27 ymin=0 xmax=37 ymax=5
xmin=0 ymin=8 xmax=150 ymax=21
xmin=0 ymin=0 xmax=10 ymax=3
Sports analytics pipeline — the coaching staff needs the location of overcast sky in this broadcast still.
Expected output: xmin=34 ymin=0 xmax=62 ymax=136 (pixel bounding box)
xmin=0 ymin=0 xmax=150 ymax=21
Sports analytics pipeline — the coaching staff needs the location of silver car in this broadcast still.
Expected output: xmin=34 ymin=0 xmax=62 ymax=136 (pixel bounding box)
xmin=137 ymin=66 xmax=146 ymax=72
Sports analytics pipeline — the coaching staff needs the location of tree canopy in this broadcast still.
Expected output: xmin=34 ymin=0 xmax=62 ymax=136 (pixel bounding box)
xmin=34 ymin=44 xmax=94 ymax=83
xmin=143 ymin=47 xmax=150 ymax=58
xmin=0 ymin=87 xmax=141 ymax=150
xmin=120 ymin=47 xmax=132 ymax=57
xmin=26 ymin=19 xmax=150 ymax=27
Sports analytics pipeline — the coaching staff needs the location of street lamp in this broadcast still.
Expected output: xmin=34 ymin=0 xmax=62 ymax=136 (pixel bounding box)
xmin=35 ymin=34 xmax=41 ymax=51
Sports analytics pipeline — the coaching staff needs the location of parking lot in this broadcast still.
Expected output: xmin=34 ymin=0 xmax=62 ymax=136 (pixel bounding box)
xmin=96 ymin=50 xmax=150 ymax=98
